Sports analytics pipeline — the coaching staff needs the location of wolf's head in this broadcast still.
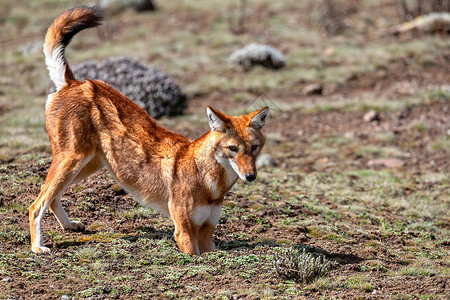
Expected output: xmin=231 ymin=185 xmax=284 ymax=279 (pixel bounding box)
xmin=207 ymin=106 xmax=269 ymax=182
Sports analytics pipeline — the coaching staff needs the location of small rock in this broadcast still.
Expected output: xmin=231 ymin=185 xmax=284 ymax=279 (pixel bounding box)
xmin=302 ymin=83 xmax=323 ymax=95
xmin=61 ymin=296 xmax=71 ymax=300
xmin=367 ymin=158 xmax=404 ymax=168
xmin=344 ymin=132 xmax=354 ymax=139
xmin=363 ymin=110 xmax=379 ymax=122
xmin=256 ymin=154 xmax=276 ymax=168
xmin=2 ymin=277 xmax=13 ymax=282
xmin=133 ymin=0 xmax=156 ymax=11
xmin=97 ymin=0 xmax=156 ymax=13
xmin=315 ymin=157 xmax=329 ymax=164
xmin=392 ymin=12 xmax=450 ymax=35
xmin=228 ymin=43 xmax=286 ymax=70
xmin=324 ymin=47 xmax=335 ymax=56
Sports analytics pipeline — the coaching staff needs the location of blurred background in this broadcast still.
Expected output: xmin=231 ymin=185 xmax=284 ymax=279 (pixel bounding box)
xmin=1 ymin=0 xmax=448 ymax=154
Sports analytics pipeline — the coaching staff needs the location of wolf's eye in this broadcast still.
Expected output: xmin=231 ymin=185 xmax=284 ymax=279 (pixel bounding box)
xmin=251 ymin=145 xmax=258 ymax=151
xmin=228 ymin=145 xmax=238 ymax=152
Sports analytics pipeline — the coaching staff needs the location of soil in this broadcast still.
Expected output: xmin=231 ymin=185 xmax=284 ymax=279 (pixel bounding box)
xmin=2 ymin=68 xmax=448 ymax=299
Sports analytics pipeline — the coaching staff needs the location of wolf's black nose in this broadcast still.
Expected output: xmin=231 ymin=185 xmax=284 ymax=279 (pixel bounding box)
xmin=245 ymin=173 xmax=256 ymax=182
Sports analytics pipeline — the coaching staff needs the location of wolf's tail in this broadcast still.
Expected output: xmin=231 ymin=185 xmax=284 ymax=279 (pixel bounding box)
xmin=44 ymin=6 xmax=103 ymax=91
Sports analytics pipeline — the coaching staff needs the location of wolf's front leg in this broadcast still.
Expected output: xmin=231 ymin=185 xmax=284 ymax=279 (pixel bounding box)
xmin=173 ymin=219 xmax=200 ymax=255
xmin=198 ymin=222 xmax=216 ymax=254
xmin=169 ymin=199 xmax=200 ymax=255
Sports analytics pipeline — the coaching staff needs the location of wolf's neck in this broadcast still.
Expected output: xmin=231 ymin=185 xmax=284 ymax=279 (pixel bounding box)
xmin=191 ymin=132 xmax=238 ymax=200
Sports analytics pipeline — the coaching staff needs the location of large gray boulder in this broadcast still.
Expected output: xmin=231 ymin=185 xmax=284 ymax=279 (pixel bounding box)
xmin=51 ymin=57 xmax=187 ymax=119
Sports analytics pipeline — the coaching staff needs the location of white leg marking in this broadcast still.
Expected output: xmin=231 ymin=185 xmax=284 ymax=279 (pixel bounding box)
xmin=208 ymin=204 xmax=223 ymax=226
xmin=33 ymin=202 xmax=51 ymax=252
xmin=190 ymin=205 xmax=223 ymax=227
xmin=51 ymin=197 xmax=84 ymax=230
xmin=190 ymin=205 xmax=211 ymax=227
xmin=51 ymin=197 xmax=71 ymax=227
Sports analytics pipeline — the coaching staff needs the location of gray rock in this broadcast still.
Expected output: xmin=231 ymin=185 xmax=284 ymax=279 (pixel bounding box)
xmin=363 ymin=110 xmax=379 ymax=122
xmin=97 ymin=0 xmax=155 ymax=13
xmin=367 ymin=158 xmax=404 ymax=168
xmin=50 ymin=57 xmax=186 ymax=119
xmin=256 ymin=153 xmax=276 ymax=168
xmin=228 ymin=43 xmax=286 ymax=70
xmin=303 ymin=83 xmax=323 ymax=95
xmin=393 ymin=12 xmax=450 ymax=34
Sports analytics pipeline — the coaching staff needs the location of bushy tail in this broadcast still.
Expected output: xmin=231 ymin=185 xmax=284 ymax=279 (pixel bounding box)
xmin=44 ymin=6 xmax=103 ymax=91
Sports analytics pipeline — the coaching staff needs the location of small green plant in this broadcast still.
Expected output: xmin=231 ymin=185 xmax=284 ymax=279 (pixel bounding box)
xmin=273 ymin=247 xmax=331 ymax=283
xmin=397 ymin=265 xmax=436 ymax=277
xmin=411 ymin=120 xmax=427 ymax=132
xmin=0 ymin=228 xmax=30 ymax=245
xmin=346 ymin=274 xmax=373 ymax=292
xmin=75 ymin=247 xmax=100 ymax=259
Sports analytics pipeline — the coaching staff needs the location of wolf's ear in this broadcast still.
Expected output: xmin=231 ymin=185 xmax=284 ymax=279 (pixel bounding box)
xmin=248 ymin=107 xmax=269 ymax=129
xmin=207 ymin=107 xmax=228 ymax=132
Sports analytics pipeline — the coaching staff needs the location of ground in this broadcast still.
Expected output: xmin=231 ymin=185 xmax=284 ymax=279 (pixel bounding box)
xmin=0 ymin=0 xmax=449 ymax=299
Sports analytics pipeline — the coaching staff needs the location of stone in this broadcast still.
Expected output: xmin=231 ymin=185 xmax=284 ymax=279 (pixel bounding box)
xmin=97 ymin=0 xmax=156 ymax=13
xmin=256 ymin=154 xmax=276 ymax=168
xmin=363 ymin=110 xmax=379 ymax=122
xmin=302 ymin=83 xmax=323 ymax=95
xmin=49 ymin=57 xmax=186 ymax=119
xmin=367 ymin=158 xmax=404 ymax=168
xmin=228 ymin=43 xmax=286 ymax=70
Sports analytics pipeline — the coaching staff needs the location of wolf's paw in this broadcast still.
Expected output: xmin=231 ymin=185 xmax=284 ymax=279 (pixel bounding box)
xmin=31 ymin=245 xmax=51 ymax=253
xmin=65 ymin=220 xmax=85 ymax=232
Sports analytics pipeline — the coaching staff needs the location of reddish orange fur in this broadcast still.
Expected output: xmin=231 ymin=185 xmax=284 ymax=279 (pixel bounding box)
xmin=30 ymin=7 xmax=268 ymax=255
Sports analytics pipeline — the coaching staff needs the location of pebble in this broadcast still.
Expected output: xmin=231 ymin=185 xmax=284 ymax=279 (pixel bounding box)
xmin=302 ymin=83 xmax=323 ymax=95
xmin=363 ymin=110 xmax=379 ymax=122
xmin=367 ymin=158 xmax=404 ymax=168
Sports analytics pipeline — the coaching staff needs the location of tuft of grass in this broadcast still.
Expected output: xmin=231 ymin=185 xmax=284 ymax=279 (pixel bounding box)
xmin=358 ymin=260 xmax=389 ymax=273
xmin=411 ymin=120 xmax=427 ymax=132
xmin=120 ymin=207 xmax=157 ymax=219
xmin=273 ymin=247 xmax=331 ymax=283
xmin=428 ymin=134 xmax=450 ymax=152
xmin=396 ymin=265 xmax=437 ymax=277
xmin=75 ymin=247 xmax=101 ymax=260
xmin=0 ymin=227 xmax=30 ymax=245
xmin=346 ymin=274 xmax=373 ymax=292
xmin=428 ymin=88 xmax=450 ymax=101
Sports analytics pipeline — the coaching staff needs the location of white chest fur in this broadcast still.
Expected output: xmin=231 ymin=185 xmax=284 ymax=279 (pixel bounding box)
xmin=190 ymin=204 xmax=223 ymax=227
